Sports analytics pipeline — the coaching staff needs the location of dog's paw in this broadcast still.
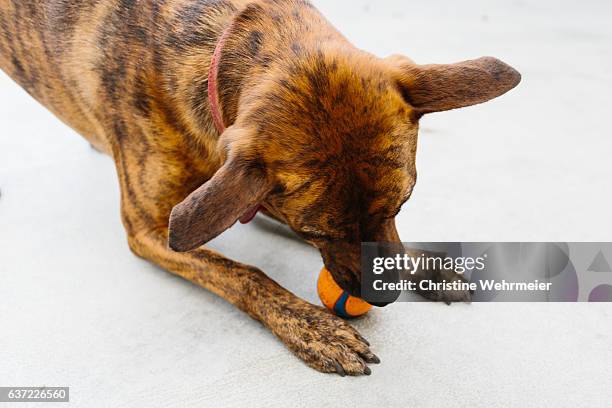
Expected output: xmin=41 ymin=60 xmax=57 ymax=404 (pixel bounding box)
xmin=416 ymin=267 xmax=472 ymax=304
xmin=271 ymin=301 xmax=379 ymax=376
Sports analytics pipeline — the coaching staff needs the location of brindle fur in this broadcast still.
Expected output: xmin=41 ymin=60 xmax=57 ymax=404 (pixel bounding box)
xmin=0 ymin=0 xmax=520 ymax=376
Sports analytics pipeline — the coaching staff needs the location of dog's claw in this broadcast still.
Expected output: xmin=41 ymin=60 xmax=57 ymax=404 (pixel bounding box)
xmin=367 ymin=354 xmax=381 ymax=364
xmin=363 ymin=366 xmax=372 ymax=376
xmin=334 ymin=361 xmax=346 ymax=377
xmin=417 ymin=267 xmax=473 ymax=304
xmin=272 ymin=301 xmax=376 ymax=376
xmin=358 ymin=335 xmax=370 ymax=346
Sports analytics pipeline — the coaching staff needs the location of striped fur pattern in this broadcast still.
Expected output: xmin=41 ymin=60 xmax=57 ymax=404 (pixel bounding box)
xmin=0 ymin=0 xmax=520 ymax=375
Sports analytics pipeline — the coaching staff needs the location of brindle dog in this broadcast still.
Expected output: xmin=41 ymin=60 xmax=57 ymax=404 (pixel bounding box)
xmin=0 ymin=0 xmax=520 ymax=376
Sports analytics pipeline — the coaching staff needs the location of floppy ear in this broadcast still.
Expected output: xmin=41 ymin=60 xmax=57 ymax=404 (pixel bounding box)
xmin=168 ymin=158 xmax=272 ymax=252
xmin=388 ymin=56 xmax=521 ymax=114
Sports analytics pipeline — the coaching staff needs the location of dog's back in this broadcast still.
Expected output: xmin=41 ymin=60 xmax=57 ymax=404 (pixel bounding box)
xmin=1 ymin=1 xmax=111 ymax=147
xmin=0 ymin=0 xmax=244 ymax=152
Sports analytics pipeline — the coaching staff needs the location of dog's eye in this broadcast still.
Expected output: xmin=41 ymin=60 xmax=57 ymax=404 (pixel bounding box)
xmin=270 ymin=183 xmax=287 ymax=195
xmin=298 ymin=228 xmax=334 ymax=243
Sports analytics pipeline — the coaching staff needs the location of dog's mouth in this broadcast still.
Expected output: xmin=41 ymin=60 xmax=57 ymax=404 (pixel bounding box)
xmin=324 ymin=262 xmax=361 ymax=295
xmin=327 ymin=266 xmax=393 ymax=308
xmin=244 ymin=208 xmax=395 ymax=308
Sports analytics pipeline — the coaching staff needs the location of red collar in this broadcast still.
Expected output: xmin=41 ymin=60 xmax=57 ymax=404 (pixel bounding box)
xmin=208 ymin=21 xmax=235 ymax=134
xmin=209 ymin=20 xmax=263 ymax=224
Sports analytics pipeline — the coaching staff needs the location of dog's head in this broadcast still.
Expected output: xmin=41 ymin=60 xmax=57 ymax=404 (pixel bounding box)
xmin=168 ymin=49 xmax=520 ymax=302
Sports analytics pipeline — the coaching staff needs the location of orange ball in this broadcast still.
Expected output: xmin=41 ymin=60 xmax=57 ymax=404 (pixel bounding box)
xmin=317 ymin=267 xmax=372 ymax=318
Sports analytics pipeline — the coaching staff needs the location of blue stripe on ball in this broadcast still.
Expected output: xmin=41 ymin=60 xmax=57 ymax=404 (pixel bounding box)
xmin=333 ymin=291 xmax=351 ymax=319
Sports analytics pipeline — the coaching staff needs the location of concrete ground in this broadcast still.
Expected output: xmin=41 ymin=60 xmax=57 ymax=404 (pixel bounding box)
xmin=1 ymin=0 xmax=611 ymax=406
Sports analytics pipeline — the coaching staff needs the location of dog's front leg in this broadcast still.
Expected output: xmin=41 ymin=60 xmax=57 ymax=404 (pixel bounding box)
xmin=127 ymin=227 xmax=378 ymax=376
xmin=109 ymin=125 xmax=376 ymax=375
xmin=403 ymin=248 xmax=472 ymax=304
